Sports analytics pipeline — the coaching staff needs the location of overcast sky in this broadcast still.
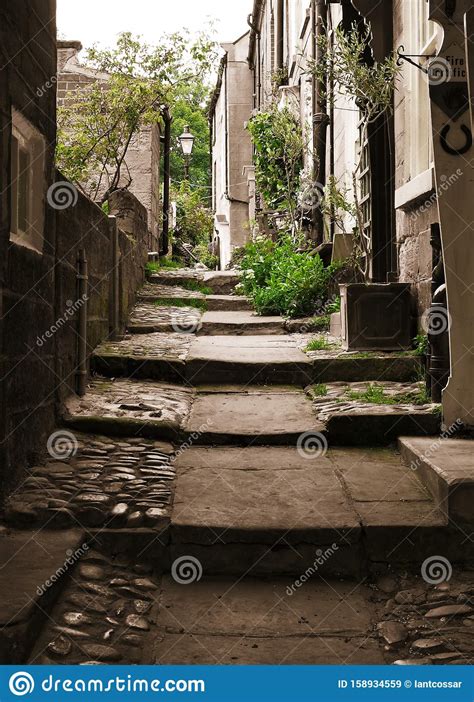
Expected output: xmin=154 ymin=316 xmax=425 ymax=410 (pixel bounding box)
xmin=57 ymin=0 xmax=252 ymax=49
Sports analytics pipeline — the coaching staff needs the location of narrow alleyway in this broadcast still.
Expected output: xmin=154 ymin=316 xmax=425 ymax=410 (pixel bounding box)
xmin=1 ymin=270 xmax=473 ymax=666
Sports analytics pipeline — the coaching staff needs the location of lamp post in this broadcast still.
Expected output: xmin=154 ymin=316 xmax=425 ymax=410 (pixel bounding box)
xmin=178 ymin=124 xmax=195 ymax=181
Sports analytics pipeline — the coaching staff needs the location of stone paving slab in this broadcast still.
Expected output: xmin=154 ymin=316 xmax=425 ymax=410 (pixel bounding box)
xmin=186 ymin=335 xmax=313 ymax=385
xmin=198 ymin=310 xmax=285 ymax=336
xmin=128 ymin=302 xmax=202 ymax=334
xmin=64 ymin=378 xmax=194 ymax=440
xmin=184 ymin=387 xmax=324 ymax=445
xmin=3 ymin=433 xmax=176 ymax=531
xmin=171 ymin=447 xmax=361 ymax=549
xmin=0 ymin=529 xmax=84 ymax=663
xmin=399 ymin=437 xmax=474 ymax=524
xmin=29 ymin=548 xmax=161 ymax=665
xmin=153 ymin=576 xmax=383 ymax=664
xmin=138 ymin=285 xmax=251 ymax=311
xmin=149 ymin=270 xmax=240 ymax=294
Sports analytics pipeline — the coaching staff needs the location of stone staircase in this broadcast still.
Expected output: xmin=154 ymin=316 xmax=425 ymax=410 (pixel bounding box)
xmin=1 ymin=268 xmax=473 ymax=665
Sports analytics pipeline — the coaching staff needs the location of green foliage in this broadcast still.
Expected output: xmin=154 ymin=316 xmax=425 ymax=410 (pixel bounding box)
xmin=310 ymin=315 xmax=330 ymax=331
xmin=153 ymin=298 xmax=207 ymax=311
xmin=346 ymin=383 xmax=431 ymax=406
xmin=247 ymin=106 xmax=303 ymax=225
xmin=179 ymin=281 xmax=213 ymax=295
xmin=312 ymin=384 xmax=328 ymax=397
xmin=305 ymin=337 xmax=334 ymax=352
xmin=146 ymin=259 xmax=182 ymax=273
xmin=413 ymin=333 xmax=429 ymax=356
xmin=236 ymin=235 xmax=337 ymax=318
xmin=57 ymin=31 xmax=217 ymax=202
xmin=326 ymin=296 xmax=341 ymax=314
xmin=173 ymin=181 xmax=213 ymax=246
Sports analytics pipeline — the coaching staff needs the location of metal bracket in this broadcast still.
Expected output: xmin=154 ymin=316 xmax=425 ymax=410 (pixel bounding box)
xmin=396 ymin=45 xmax=435 ymax=73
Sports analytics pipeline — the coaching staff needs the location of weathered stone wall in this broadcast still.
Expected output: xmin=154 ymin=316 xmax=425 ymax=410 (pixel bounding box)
xmin=0 ymin=0 xmax=57 ymax=500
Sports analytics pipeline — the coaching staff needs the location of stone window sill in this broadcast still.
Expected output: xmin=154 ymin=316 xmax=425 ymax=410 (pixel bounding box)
xmin=395 ymin=167 xmax=435 ymax=211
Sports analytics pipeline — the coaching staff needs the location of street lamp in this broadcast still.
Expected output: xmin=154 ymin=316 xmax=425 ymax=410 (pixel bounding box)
xmin=178 ymin=125 xmax=195 ymax=181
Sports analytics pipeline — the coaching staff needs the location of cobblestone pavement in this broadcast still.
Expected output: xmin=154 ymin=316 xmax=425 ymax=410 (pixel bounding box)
xmin=306 ymin=381 xmax=440 ymax=420
xmin=95 ymin=332 xmax=192 ymax=362
xmin=29 ymin=548 xmax=160 ymax=664
xmin=373 ymin=572 xmax=474 ymax=664
xmin=129 ymin=302 xmax=202 ymax=333
xmin=3 ymin=434 xmax=176 ymax=530
xmin=138 ymin=283 xmax=205 ymax=301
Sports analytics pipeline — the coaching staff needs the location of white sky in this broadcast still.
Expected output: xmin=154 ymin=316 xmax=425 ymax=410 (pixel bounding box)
xmin=57 ymin=0 xmax=252 ymax=49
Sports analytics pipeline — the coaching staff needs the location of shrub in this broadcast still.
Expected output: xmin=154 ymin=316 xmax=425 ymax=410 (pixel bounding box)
xmin=236 ymin=235 xmax=338 ymax=318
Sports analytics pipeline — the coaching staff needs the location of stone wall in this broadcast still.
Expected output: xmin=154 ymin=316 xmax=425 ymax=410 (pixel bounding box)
xmin=0 ymin=2 xmax=149 ymax=503
xmin=0 ymin=0 xmax=58 ymax=500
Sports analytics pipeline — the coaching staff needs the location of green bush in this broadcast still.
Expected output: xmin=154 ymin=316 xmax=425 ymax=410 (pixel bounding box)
xmin=236 ymin=235 xmax=338 ymax=318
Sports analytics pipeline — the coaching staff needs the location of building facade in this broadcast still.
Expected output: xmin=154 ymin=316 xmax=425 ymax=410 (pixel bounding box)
xmin=209 ymin=33 xmax=254 ymax=269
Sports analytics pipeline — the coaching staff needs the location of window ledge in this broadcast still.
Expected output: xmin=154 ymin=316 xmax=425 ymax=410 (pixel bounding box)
xmin=395 ymin=167 xmax=435 ymax=211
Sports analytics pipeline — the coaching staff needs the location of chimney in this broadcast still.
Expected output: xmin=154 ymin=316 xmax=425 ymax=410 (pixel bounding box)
xmin=57 ymin=40 xmax=83 ymax=72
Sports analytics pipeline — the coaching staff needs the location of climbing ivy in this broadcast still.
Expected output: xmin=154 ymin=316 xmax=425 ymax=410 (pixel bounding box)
xmin=247 ymin=106 xmax=304 ymax=228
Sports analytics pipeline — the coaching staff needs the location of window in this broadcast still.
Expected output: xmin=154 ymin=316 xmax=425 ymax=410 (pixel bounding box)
xmin=10 ymin=108 xmax=46 ymax=253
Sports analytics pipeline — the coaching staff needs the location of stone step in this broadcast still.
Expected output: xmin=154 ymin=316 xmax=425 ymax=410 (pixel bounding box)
xmin=198 ymin=310 xmax=286 ymax=336
xmin=148 ymin=270 xmax=240 ymax=294
xmin=399 ymin=436 xmax=474 ymax=525
xmin=0 ymin=529 xmax=85 ymax=663
xmin=92 ymin=334 xmax=423 ymax=386
xmin=169 ymin=446 xmax=455 ymax=576
xmin=139 ymin=286 xmax=251 ymax=312
xmin=152 ymin=575 xmax=385 ymax=664
xmin=307 ymin=381 xmax=441 ymax=445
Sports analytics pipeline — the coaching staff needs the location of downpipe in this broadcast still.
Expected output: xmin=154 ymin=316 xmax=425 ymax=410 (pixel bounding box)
xmin=76 ymin=248 xmax=88 ymax=396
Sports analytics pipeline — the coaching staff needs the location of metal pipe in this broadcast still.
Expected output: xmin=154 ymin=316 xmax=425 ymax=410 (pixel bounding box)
xmin=275 ymin=0 xmax=284 ymax=72
xmin=108 ymin=215 xmax=120 ymax=340
xmin=311 ymin=0 xmax=329 ymax=243
xmin=76 ymin=248 xmax=88 ymax=396
xmin=160 ymin=105 xmax=172 ymax=256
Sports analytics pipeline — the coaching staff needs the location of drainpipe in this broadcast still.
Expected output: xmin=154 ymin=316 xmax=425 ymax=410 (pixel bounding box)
xmin=76 ymin=248 xmax=88 ymax=396
xmin=275 ymin=0 xmax=284 ymax=73
xmin=311 ymin=0 xmax=329 ymax=244
xmin=160 ymin=106 xmax=172 ymax=256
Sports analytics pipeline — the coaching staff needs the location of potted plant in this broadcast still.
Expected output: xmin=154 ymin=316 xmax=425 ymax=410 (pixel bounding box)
xmin=312 ymin=23 xmax=411 ymax=351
